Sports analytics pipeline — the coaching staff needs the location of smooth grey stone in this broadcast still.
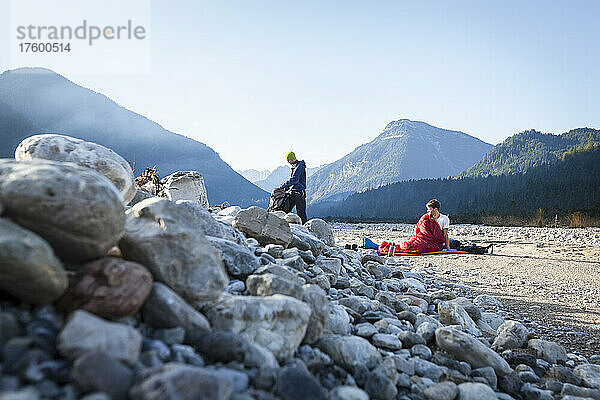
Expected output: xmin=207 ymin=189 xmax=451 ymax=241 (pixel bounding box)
xmin=275 ymin=366 xmax=325 ymax=400
xmin=297 ymin=345 xmax=332 ymax=372
xmin=265 ymin=244 xmax=285 ymax=258
xmin=290 ymin=225 xmax=326 ymax=256
xmin=327 ymin=305 xmax=351 ymax=335
xmin=481 ymin=311 xmax=505 ymax=331
xmin=304 ymin=219 xmax=335 ymax=247
xmin=457 ymin=382 xmax=497 ymax=400
xmin=246 ymin=273 xmax=304 ymax=299
xmin=0 ymin=219 xmax=67 ymax=304
xmin=492 ymin=321 xmax=529 ymax=352
xmin=364 ymin=368 xmax=397 ymax=400
xmin=0 ymin=387 xmax=41 ymax=400
xmin=520 ymin=382 xmax=554 ymax=400
xmin=519 ymin=370 xmax=541 ymax=384
xmin=398 ymin=330 xmax=426 ymax=348
xmin=574 ymin=363 xmax=600 ymax=389
xmin=80 ymin=393 xmax=111 ymax=400
xmin=192 ymin=330 xmax=247 ymax=363
xmin=472 ymin=366 xmax=497 ymax=390
xmin=302 ymin=284 xmax=329 ymax=344
xmin=527 ymin=339 xmax=568 ymax=365
xmin=120 ymin=198 xmax=228 ymax=303
xmin=316 ymin=335 xmax=382 ymax=373
xmin=171 ymin=344 xmax=205 ymax=366
xmin=411 ymin=344 xmax=432 ymax=360
xmin=355 ymin=323 xmax=378 ymax=338
xmin=413 ymin=357 xmax=444 ymax=381
xmin=243 ymin=342 xmax=279 ymax=369
xmin=253 ymin=366 xmax=277 ymax=390
xmin=498 ymin=371 xmax=524 ymax=398
xmin=207 ymin=236 xmax=259 ymax=278
xmin=372 ymin=333 xmax=402 ymax=351
xmin=339 ymin=296 xmax=372 ymax=314
xmin=435 ymin=327 xmax=512 ymax=377
xmin=153 ymin=327 xmax=185 ymax=345
xmin=437 ymin=301 xmax=481 ymax=336
xmin=253 ymin=264 xmax=304 ymax=285
xmin=298 ymin=249 xmax=316 ymax=264
xmin=473 ymin=294 xmax=503 ymax=308
xmin=176 ymin=200 xmax=247 ymax=245
xmin=71 ymin=352 xmax=133 ymax=400
xmin=561 ymin=382 xmax=600 ymax=399
xmin=278 ymin=255 xmax=308 ymax=272
xmin=282 ymin=247 xmax=300 ymax=259
xmin=226 ymin=280 xmax=246 ymax=293
xmin=548 ymin=365 xmax=582 ymax=385
xmin=212 ymin=368 xmax=249 ymax=393
xmin=129 ymin=363 xmax=233 ymax=400
xmin=0 ymin=159 xmax=124 ymax=263
xmin=329 ymin=386 xmax=369 ymax=400
xmin=422 ymin=381 xmax=458 ymax=400
xmin=205 ymin=294 xmax=311 ymax=362
xmin=57 ymin=310 xmax=142 ymax=365
xmin=450 ymin=297 xmax=481 ymax=321
xmin=141 ymin=282 xmax=210 ymax=344
xmin=417 ymin=321 xmax=439 ymax=344
xmin=544 ymin=379 xmax=564 ymax=393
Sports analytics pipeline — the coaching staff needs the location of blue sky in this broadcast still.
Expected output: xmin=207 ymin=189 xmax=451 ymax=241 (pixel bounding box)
xmin=1 ymin=0 xmax=599 ymax=171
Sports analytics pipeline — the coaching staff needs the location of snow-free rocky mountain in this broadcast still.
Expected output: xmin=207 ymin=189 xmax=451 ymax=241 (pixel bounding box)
xmin=307 ymin=119 xmax=493 ymax=204
xmin=237 ymin=168 xmax=271 ymax=183
xmin=0 ymin=67 xmax=268 ymax=207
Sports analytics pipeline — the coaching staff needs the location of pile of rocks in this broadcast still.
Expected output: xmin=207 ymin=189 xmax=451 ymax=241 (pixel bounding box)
xmin=1 ymin=135 xmax=600 ymax=400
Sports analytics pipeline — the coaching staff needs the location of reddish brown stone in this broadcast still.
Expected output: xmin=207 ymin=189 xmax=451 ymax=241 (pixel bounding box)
xmin=58 ymin=257 xmax=153 ymax=319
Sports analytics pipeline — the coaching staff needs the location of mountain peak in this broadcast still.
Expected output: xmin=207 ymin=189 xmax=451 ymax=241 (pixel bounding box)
xmin=307 ymin=119 xmax=493 ymax=203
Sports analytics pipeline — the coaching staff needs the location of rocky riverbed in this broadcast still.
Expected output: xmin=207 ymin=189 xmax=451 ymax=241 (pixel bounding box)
xmin=332 ymin=223 xmax=600 ymax=360
xmin=2 ymin=134 xmax=600 ymax=400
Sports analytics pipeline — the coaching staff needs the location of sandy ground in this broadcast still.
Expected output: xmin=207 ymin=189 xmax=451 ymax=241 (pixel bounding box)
xmin=332 ymin=223 xmax=600 ymax=359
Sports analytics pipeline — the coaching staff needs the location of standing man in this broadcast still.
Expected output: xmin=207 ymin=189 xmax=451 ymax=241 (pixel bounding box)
xmin=280 ymin=151 xmax=307 ymax=224
xmin=426 ymin=199 xmax=450 ymax=250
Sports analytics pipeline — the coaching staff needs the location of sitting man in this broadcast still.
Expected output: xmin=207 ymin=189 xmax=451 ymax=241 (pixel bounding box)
xmin=397 ymin=199 xmax=449 ymax=253
xmin=279 ymin=151 xmax=307 ymax=224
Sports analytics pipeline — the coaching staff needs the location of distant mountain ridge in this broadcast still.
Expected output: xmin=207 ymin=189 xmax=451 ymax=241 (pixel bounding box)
xmin=0 ymin=67 xmax=268 ymax=207
xmin=312 ymin=141 xmax=600 ymax=221
xmin=460 ymin=127 xmax=600 ymax=177
xmin=237 ymin=168 xmax=271 ymax=183
xmin=307 ymin=119 xmax=493 ymax=204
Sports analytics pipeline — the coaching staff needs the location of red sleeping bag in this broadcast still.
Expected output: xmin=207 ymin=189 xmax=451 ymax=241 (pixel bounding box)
xmin=380 ymin=213 xmax=445 ymax=254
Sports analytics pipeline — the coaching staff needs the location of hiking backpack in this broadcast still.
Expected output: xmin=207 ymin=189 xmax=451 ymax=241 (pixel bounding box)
xmin=268 ymin=188 xmax=292 ymax=213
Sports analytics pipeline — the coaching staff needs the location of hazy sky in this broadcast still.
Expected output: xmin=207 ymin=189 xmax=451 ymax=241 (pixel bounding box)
xmin=1 ymin=0 xmax=599 ymax=171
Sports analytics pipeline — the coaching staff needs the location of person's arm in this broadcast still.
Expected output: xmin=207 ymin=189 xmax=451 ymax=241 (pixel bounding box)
xmin=281 ymin=166 xmax=301 ymax=189
xmin=443 ymin=228 xmax=450 ymax=250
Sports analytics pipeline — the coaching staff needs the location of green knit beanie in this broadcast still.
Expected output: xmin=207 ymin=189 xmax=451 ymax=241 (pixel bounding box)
xmin=286 ymin=151 xmax=296 ymax=161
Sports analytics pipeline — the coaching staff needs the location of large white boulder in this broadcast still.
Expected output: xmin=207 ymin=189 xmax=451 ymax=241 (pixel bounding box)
xmin=161 ymin=171 xmax=209 ymax=208
xmin=233 ymin=206 xmax=293 ymax=247
xmin=15 ymin=134 xmax=136 ymax=204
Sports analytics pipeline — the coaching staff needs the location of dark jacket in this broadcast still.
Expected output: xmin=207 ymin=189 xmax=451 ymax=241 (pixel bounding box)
xmin=282 ymin=160 xmax=306 ymax=191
